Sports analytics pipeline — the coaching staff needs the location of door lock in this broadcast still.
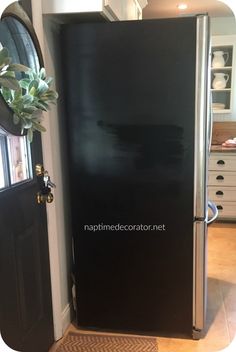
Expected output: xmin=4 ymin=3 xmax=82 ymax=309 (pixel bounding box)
xmin=35 ymin=164 xmax=56 ymax=204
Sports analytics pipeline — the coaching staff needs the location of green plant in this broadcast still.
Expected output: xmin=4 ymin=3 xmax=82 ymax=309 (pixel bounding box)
xmin=0 ymin=47 xmax=58 ymax=142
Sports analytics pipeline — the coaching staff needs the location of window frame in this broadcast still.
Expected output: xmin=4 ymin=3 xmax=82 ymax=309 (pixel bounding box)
xmin=0 ymin=130 xmax=32 ymax=191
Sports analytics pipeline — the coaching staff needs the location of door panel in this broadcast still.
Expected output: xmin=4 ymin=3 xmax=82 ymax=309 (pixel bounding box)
xmin=0 ymin=2 xmax=54 ymax=351
xmin=0 ymin=133 xmax=54 ymax=352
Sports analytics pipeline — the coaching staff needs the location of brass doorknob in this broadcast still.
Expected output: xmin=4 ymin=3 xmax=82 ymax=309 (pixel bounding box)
xmin=47 ymin=193 xmax=54 ymax=203
xmin=35 ymin=164 xmax=56 ymax=204
xmin=35 ymin=164 xmax=44 ymax=177
xmin=37 ymin=192 xmax=54 ymax=204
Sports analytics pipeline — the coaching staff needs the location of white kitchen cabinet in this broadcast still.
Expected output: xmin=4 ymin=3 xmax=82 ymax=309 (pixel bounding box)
xmin=104 ymin=0 xmax=144 ymax=20
xmin=208 ymin=152 xmax=236 ymax=220
xmin=42 ymin=0 xmax=147 ymax=21
xmin=211 ymin=35 xmax=236 ymax=115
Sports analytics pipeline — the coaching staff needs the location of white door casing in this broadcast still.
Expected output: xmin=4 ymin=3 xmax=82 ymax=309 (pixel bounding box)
xmin=31 ymin=0 xmax=67 ymax=341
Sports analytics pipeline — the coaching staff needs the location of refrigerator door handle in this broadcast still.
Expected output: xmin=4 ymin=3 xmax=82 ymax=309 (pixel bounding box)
xmin=207 ymin=200 xmax=218 ymax=224
xmin=194 ymin=15 xmax=210 ymax=220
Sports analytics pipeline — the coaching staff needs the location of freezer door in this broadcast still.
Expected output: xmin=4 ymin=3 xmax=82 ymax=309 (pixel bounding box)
xmin=194 ymin=15 xmax=210 ymax=220
xmin=193 ymin=220 xmax=207 ymax=335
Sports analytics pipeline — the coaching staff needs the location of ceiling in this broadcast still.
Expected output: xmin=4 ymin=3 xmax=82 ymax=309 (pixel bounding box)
xmin=143 ymin=0 xmax=234 ymax=19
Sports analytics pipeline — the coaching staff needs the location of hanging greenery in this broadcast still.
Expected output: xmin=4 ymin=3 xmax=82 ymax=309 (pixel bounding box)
xmin=0 ymin=47 xmax=58 ymax=142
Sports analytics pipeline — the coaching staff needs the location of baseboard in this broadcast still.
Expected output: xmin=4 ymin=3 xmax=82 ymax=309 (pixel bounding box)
xmin=61 ymin=302 xmax=73 ymax=334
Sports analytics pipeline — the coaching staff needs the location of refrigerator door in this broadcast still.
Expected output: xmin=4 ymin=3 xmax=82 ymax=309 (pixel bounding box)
xmin=194 ymin=15 xmax=210 ymax=220
xmin=62 ymin=16 xmax=208 ymax=338
xmin=193 ymin=220 xmax=207 ymax=338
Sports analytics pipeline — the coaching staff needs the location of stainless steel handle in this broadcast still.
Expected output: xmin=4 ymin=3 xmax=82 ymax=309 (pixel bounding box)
xmin=194 ymin=15 xmax=210 ymax=219
xmin=207 ymin=200 xmax=218 ymax=224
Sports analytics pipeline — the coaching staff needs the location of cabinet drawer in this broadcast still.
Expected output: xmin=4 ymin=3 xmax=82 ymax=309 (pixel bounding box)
xmin=209 ymin=155 xmax=236 ymax=171
xmin=214 ymin=201 xmax=236 ymax=219
xmin=208 ymin=172 xmax=236 ymax=186
xmin=208 ymin=187 xmax=236 ymax=201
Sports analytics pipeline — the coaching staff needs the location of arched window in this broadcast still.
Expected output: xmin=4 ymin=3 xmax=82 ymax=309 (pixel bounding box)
xmin=0 ymin=2 xmax=43 ymax=189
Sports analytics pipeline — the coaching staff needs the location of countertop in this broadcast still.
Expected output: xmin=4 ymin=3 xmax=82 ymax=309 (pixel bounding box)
xmin=211 ymin=145 xmax=236 ymax=153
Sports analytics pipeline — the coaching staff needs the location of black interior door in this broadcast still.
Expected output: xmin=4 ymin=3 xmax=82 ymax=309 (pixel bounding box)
xmin=0 ymin=133 xmax=54 ymax=352
xmin=0 ymin=3 xmax=54 ymax=351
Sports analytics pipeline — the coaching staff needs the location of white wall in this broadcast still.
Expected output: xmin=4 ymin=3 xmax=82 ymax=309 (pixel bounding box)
xmin=211 ymin=16 xmax=236 ymax=35
xmin=43 ymin=17 xmax=73 ymax=327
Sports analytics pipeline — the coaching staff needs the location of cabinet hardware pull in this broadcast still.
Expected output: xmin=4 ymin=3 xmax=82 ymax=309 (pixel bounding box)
xmin=216 ymin=175 xmax=224 ymax=180
xmin=216 ymin=190 xmax=224 ymax=195
xmin=217 ymin=160 xmax=225 ymax=165
xmin=217 ymin=205 xmax=223 ymax=210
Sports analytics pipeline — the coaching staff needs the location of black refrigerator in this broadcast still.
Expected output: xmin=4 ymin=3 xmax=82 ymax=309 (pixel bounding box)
xmin=62 ymin=15 xmax=211 ymax=339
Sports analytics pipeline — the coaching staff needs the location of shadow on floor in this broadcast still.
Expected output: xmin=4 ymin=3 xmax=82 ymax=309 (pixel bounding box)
xmin=202 ymin=276 xmax=236 ymax=338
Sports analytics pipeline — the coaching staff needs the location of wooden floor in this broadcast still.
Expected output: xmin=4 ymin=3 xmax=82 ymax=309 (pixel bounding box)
xmin=50 ymin=223 xmax=236 ymax=352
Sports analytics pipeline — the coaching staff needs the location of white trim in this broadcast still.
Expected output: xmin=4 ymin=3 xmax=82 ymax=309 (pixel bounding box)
xmin=136 ymin=0 xmax=148 ymax=10
xmin=62 ymin=303 xmax=73 ymax=334
xmin=102 ymin=6 xmax=117 ymax=21
xmin=31 ymin=0 xmax=63 ymax=342
xmin=42 ymin=0 xmax=103 ymax=14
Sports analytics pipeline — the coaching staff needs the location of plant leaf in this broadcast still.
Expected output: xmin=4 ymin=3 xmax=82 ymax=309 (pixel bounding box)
xmin=27 ymin=128 xmax=33 ymax=142
xmin=35 ymin=101 xmax=49 ymax=110
xmin=22 ymin=94 xmax=34 ymax=105
xmin=0 ymin=48 xmax=58 ymax=143
xmin=0 ymin=87 xmax=13 ymax=102
xmin=8 ymin=63 xmax=31 ymax=72
xmin=29 ymin=79 xmax=39 ymax=94
xmin=23 ymin=119 xmax=33 ymax=129
xmin=44 ymin=90 xmax=59 ymax=100
xmin=45 ymin=76 xmax=53 ymax=85
xmin=0 ymin=48 xmax=9 ymax=67
xmin=0 ymin=70 xmax=15 ymax=78
xmin=13 ymin=113 xmax=20 ymax=124
xmin=33 ymin=122 xmax=46 ymax=132
xmin=0 ymin=76 xmax=20 ymax=90
xmin=37 ymin=79 xmax=49 ymax=94
xmin=13 ymin=89 xmax=23 ymax=102
xmin=19 ymin=78 xmax=31 ymax=90
xmin=39 ymin=68 xmax=46 ymax=80
xmin=22 ymin=106 xmax=37 ymax=114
